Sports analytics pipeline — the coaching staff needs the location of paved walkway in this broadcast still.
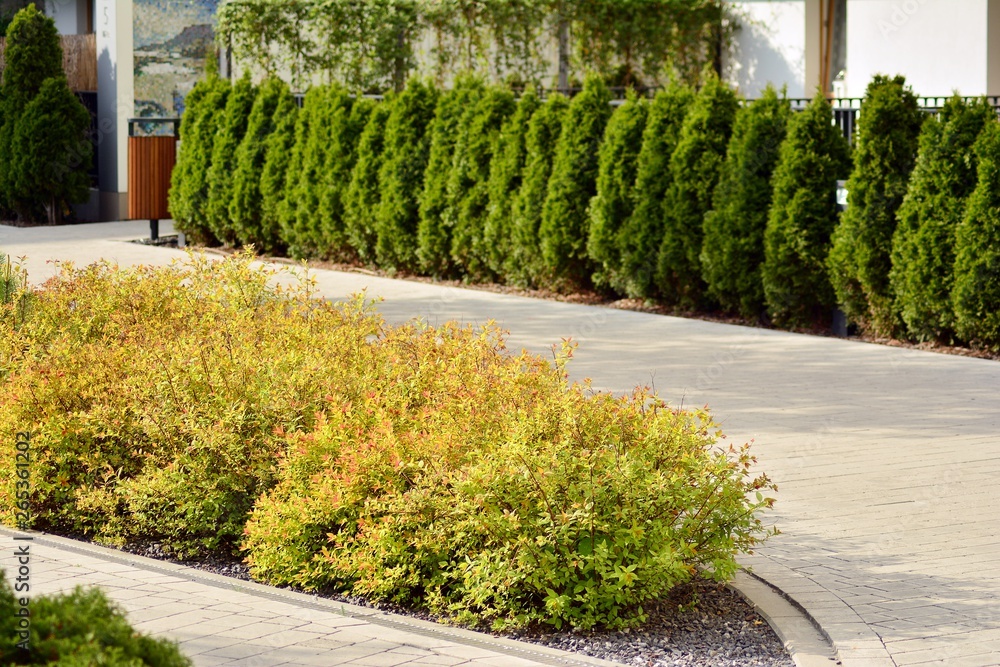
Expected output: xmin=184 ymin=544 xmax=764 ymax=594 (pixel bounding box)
xmin=3 ymin=221 xmax=1000 ymax=667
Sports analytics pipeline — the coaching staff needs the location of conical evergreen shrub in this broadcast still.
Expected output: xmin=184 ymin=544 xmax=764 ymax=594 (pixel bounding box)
xmin=230 ymin=77 xmax=286 ymax=252
xmin=587 ymin=90 xmax=647 ymax=293
xmin=828 ymin=74 xmax=923 ymax=335
xmin=700 ymin=85 xmax=790 ymax=318
xmin=317 ymin=90 xmax=370 ymax=262
xmin=449 ymin=84 xmax=517 ymax=280
xmin=482 ymin=89 xmax=541 ymax=279
xmin=205 ymin=74 xmax=257 ymax=245
xmin=507 ymin=94 xmax=569 ymax=287
xmin=256 ymin=83 xmax=299 ymax=255
xmin=375 ymin=78 xmax=438 ymax=272
xmin=539 ymin=75 xmax=612 ymax=291
xmin=170 ymin=77 xmax=231 ymax=245
xmin=657 ymin=72 xmax=739 ymax=308
xmin=952 ymin=119 xmax=1000 ymax=350
xmin=278 ymin=89 xmax=315 ymax=257
xmin=417 ymin=76 xmax=485 ymax=277
xmin=0 ymin=4 xmax=63 ymax=216
xmin=762 ymin=92 xmax=852 ymax=328
xmin=617 ymin=84 xmax=694 ymax=299
xmin=344 ymin=99 xmax=391 ymax=263
xmin=890 ymin=96 xmax=994 ymax=343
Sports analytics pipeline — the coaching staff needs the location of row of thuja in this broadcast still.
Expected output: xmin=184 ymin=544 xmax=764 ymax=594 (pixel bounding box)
xmin=169 ymin=70 xmax=1000 ymax=349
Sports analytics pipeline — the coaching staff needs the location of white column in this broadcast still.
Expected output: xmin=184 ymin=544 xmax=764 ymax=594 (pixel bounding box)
xmin=96 ymin=0 xmax=133 ymax=221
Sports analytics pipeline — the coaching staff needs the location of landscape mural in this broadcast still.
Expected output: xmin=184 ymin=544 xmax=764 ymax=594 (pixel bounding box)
xmin=134 ymin=0 xmax=219 ymax=119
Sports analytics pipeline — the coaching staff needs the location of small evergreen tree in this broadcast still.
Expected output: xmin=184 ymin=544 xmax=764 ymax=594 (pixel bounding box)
xmin=317 ymin=88 xmax=369 ymax=261
xmin=277 ymin=88 xmax=315 ymax=256
xmin=205 ymin=74 xmax=257 ymax=245
xmin=539 ymin=74 xmax=612 ymax=290
xmin=952 ymin=119 xmax=1000 ymax=350
xmin=617 ymin=83 xmax=694 ymax=299
xmin=762 ymin=92 xmax=852 ymax=328
xmin=255 ymin=81 xmax=298 ymax=255
xmin=587 ymin=89 xmax=647 ymax=293
xmin=417 ymin=76 xmax=485 ymax=277
xmin=230 ymin=76 xmax=286 ymax=251
xmin=700 ymin=85 xmax=790 ymax=318
xmin=0 ymin=3 xmax=63 ymax=216
xmin=482 ymin=88 xmax=541 ymax=279
xmin=890 ymin=96 xmax=994 ymax=343
xmin=507 ymin=93 xmax=569 ymax=287
xmin=448 ymin=84 xmax=517 ymax=280
xmin=657 ymin=72 xmax=739 ymax=308
xmin=375 ymin=78 xmax=438 ymax=272
xmin=344 ymin=98 xmax=391 ymax=263
xmin=828 ymin=74 xmax=923 ymax=335
xmin=170 ymin=77 xmax=231 ymax=245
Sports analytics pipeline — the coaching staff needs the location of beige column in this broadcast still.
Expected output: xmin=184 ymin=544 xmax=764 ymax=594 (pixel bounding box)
xmin=804 ymin=0 xmax=823 ymax=96
xmin=96 ymin=0 xmax=134 ymax=221
xmin=989 ymin=0 xmax=1000 ymax=95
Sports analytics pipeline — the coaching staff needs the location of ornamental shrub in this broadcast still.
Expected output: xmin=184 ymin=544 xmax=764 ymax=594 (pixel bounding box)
xmin=761 ymin=92 xmax=852 ymax=328
xmin=828 ymin=74 xmax=923 ymax=335
xmin=243 ymin=330 xmax=776 ymax=632
xmin=0 ymin=253 xmax=382 ymax=558
xmin=205 ymin=74 xmax=257 ymax=246
xmin=657 ymin=72 xmax=739 ymax=308
xmin=170 ymin=77 xmax=231 ymax=246
xmin=285 ymin=85 xmax=354 ymax=259
xmin=277 ymin=87 xmax=316 ymax=257
xmin=952 ymin=120 xmax=1000 ymax=350
xmin=700 ymin=86 xmax=790 ymax=318
xmin=375 ymin=78 xmax=438 ymax=272
xmin=482 ymin=88 xmax=541 ymax=279
xmin=539 ymin=75 xmax=612 ymax=291
xmin=251 ymin=80 xmax=298 ymax=255
xmin=448 ymin=84 xmax=517 ymax=280
xmin=587 ymin=90 xmax=647 ymax=293
xmin=890 ymin=96 xmax=994 ymax=343
xmin=344 ymin=99 xmax=391 ymax=263
xmin=617 ymin=84 xmax=694 ymax=299
xmin=10 ymin=76 xmax=92 ymax=225
xmin=507 ymin=94 xmax=569 ymax=287
xmin=317 ymin=88 xmax=368 ymax=262
xmin=0 ymin=573 xmax=192 ymax=666
xmin=417 ymin=76 xmax=485 ymax=277
xmin=0 ymin=4 xmax=63 ymax=216
xmin=230 ymin=77 xmax=286 ymax=252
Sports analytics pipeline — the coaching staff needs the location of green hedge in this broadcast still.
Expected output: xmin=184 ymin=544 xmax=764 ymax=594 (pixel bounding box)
xmin=700 ymin=85 xmax=790 ymax=318
xmin=254 ymin=79 xmax=299 ymax=255
xmin=344 ymin=99 xmax=392 ymax=263
xmin=205 ymin=75 xmax=257 ymax=246
xmin=890 ymin=96 xmax=994 ymax=343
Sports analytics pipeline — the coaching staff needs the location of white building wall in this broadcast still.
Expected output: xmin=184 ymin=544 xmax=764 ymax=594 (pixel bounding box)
xmin=726 ymin=0 xmax=807 ymax=97
xmin=46 ymin=0 xmax=88 ymax=35
xmin=846 ymin=0 xmax=988 ymax=97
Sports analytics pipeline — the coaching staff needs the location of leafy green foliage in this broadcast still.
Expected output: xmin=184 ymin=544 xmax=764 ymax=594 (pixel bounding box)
xmin=700 ymin=86 xmax=790 ymax=318
xmin=448 ymin=84 xmax=517 ymax=280
xmin=587 ymin=90 xmax=647 ymax=292
xmin=10 ymin=77 xmax=92 ymax=225
xmin=344 ymin=98 xmax=391 ymax=263
xmin=482 ymin=89 xmax=542 ymax=279
xmin=507 ymin=93 xmax=569 ymax=287
xmin=252 ymin=80 xmax=298 ymax=255
xmin=952 ymin=120 xmax=1000 ymax=350
xmin=890 ymin=96 xmax=994 ymax=343
xmin=618 ymin=83 xmax=693 ymax=299
xmin=828 ymin=74 xmax=923 ymax=335
xmin=539 ymin=75 xmax=612 ymax=291
xmin=0 ymin=572 xmax=192 ymax=665
xmin=657 ymin=72 xmax=739 ymax=308
xmin=230 ymin=76 xmax=286 ymax=252
xmin=417 ymin=76 xmax=485 ymax=277
xmin=375 ymin=78 xmax=438 ymax=272
xmin=277 ymin=86 xmax=315 ymax=257
xmin=0 ymin=4 xmax=70 ymax=220
xmin=205 ymin=75 xmax=258 ymax=245
xmin=761 ymin=92 xmax=851 ymax=328
xmin=317 ymin=89 xmax=370 ymax=261
xmin=170 ymin=77 xmax=231 ymax=245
